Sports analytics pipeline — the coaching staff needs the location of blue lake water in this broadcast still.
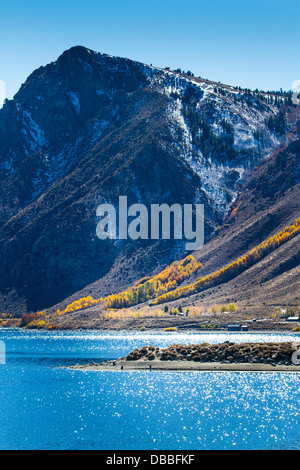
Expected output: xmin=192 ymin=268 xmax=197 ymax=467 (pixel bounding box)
xmin=0 ymin=328 xmax=299 ymax=450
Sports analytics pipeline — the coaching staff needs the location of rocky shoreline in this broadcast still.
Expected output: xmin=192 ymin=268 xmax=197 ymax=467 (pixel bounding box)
xmin=68 ymin=341 xmax=300 ymax=372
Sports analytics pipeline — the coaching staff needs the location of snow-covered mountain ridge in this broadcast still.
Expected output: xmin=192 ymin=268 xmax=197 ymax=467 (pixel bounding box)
xmin=0 ymin=46 xmax=297 ymax=214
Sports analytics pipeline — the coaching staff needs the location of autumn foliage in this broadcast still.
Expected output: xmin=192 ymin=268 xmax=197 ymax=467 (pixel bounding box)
xmin=151 ymin=217 xmax=300 ymax=305
xmin=56 ymin=296 xmax=103 ymax=315
xmin=19 ymin=310 xmax=46 ymax=328
xmin=104 ymin=255 xmax=201 ymax=309
xmin=16 ymin=217 xmax=299 ymax=326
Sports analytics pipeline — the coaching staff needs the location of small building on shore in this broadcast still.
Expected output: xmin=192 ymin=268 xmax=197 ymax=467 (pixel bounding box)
xmin=227 ymin=324 xmax=241 ymax=331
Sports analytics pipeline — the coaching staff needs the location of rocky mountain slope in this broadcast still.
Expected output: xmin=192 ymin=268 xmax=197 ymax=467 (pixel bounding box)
xmin=41 ymin=139 xmax=300 ymax=331
xmin=156 ymin=138 xmax=300 ymax=311
xmin=0 ymin=46 xmax=299 ymax=315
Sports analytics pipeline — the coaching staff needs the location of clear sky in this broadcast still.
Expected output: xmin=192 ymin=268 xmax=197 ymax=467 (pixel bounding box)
xmin=1 ymin=0 xmax=300 ymax=101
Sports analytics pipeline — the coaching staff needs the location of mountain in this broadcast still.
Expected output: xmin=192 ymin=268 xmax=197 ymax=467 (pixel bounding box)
xmin=156 ymin=138 xmax=300 ymax=311
xmin=0 ymin=45 xmax=299 ymax=316
xmin=42 ymin=139 xmax=300 ymax=331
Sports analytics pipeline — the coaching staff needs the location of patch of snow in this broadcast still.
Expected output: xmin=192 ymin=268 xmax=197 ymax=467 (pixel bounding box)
xmin=69 ymin=91 xmax=80 ymax=115
xmin=22 ymin=110 xmax=48 ymax=151
xmin=166 ymin=100 xmax=246 ymax=215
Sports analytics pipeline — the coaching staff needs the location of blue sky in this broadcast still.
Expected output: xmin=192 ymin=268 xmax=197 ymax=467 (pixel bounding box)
xmin=1 ymin=0 xmax=300 ymax=100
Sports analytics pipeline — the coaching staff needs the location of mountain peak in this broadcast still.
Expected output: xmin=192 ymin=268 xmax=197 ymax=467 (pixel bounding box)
xmin=57 ymin=45 xmax=99 ymax=62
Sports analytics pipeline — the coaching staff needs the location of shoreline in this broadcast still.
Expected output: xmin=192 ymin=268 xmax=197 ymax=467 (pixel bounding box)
xmin=1 ymin=326 xmax=300 ymax=335
xmin=66 ymin=340 xmax=300 ymax=372
xmin=68 ymin=359 xmax=300 ymax=372
xmin=70 ymin=341 xmax=300 ymax=372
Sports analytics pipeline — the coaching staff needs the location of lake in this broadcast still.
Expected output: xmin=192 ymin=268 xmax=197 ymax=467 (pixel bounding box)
xmin=0 ymin=328 xmax=299 ymax=450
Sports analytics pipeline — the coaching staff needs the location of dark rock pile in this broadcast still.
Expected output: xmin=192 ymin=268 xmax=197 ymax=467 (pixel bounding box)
xmin=126 ymin=342 xmax=298 ymax=365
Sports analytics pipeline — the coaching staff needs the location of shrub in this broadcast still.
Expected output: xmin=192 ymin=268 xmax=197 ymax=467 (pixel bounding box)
xmin=229 ymin=303 xmax=238 ymax=311
xmin=20 ymin=311 xmax=46 ymax=327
